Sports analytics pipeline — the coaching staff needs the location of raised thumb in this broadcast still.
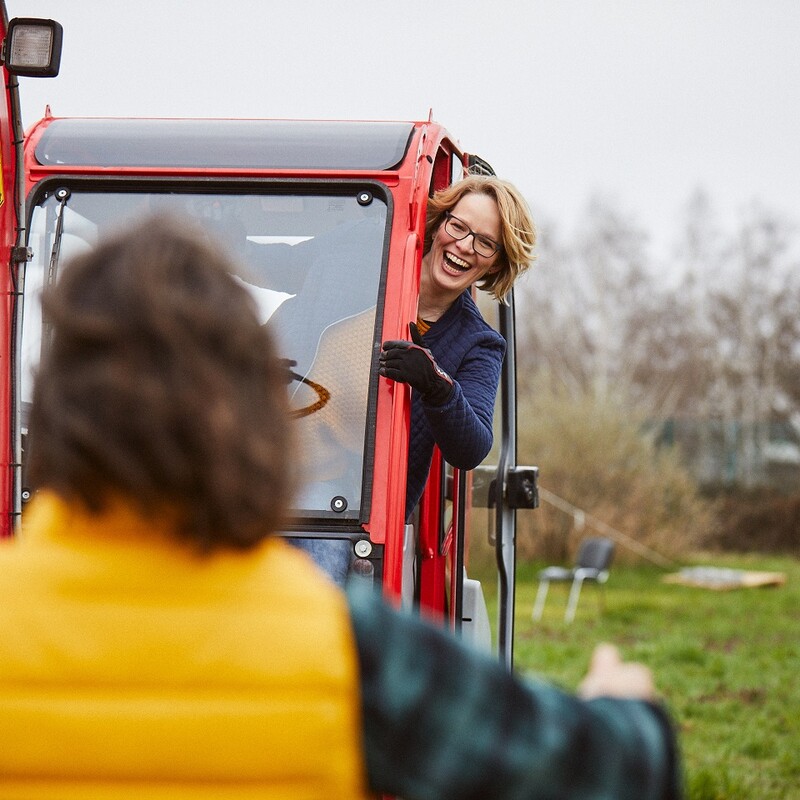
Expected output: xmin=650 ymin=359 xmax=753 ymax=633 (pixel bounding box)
xmin=409 ymin=321 xmax=425 ymax=347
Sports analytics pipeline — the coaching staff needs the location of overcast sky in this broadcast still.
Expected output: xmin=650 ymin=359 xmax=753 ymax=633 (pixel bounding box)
xmin=8 ymin=1 xmax=800 ymax=266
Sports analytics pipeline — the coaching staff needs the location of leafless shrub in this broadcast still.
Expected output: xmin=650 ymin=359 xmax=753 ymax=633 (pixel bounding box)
xmin=515 ymin=381 xmax=717 ymax=564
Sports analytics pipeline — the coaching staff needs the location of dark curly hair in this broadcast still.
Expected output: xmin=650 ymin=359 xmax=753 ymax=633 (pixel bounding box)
xmin=27 ymin=216 xmax=294 ymax=551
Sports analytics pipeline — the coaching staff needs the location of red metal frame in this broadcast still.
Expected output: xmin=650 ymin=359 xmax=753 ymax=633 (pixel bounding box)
xmin=2 ymin=104 xmax=471 ymax=620
xmin=0 ymin=11 xmax=20 ymax=538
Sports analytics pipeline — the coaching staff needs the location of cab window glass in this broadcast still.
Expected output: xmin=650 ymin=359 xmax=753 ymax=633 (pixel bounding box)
xmin=22 ymin=189 xmax=388 ymax=518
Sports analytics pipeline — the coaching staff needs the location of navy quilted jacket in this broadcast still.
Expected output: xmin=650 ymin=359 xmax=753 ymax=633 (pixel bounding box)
xmin=405 ymin=291 xmax=506 ymax=519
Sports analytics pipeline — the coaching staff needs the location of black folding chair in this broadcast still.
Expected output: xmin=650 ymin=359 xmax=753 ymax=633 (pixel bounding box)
xmin=532 ymin=537 xmax=615 ymax=623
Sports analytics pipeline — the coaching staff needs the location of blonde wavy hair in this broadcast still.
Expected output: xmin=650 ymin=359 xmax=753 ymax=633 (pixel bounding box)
xmin=424 ymin=175 xmax=536 ymax=302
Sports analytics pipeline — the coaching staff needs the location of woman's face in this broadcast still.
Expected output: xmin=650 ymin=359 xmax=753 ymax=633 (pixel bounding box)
xmin=423 ymin=191 xmax=502 ymax=305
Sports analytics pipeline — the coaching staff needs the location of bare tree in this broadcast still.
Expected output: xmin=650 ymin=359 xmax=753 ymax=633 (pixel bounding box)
xmin=708 ymin=204 xmax=799 ymax=485
xmin=629 ymin=190 xmax=725 ymax=421
xmin=517 ymin=196 xmax=656 ymax=405
xmin=517 ymin=190 xmax=800 ymax=489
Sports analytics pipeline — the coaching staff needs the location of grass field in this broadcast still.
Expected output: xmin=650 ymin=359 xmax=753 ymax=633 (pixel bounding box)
xmin=476 ymin=551 xmax=800 ymax=799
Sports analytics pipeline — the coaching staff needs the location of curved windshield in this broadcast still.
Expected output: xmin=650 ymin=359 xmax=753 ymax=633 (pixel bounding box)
xmin=20 ymin=187 xmax=388 ymax=518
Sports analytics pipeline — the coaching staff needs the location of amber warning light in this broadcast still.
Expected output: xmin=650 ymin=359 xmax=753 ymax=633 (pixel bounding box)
xmin=2 ymin=17 xmax=63 ymax=78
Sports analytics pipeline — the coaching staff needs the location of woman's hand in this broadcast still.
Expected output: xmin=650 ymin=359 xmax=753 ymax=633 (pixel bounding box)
xmin=379 ymin=322 xmax=454 ymax=406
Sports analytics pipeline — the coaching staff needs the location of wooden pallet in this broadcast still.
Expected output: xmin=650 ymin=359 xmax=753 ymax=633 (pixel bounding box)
xmin=662 ymin=566 xmax=786 ymax=591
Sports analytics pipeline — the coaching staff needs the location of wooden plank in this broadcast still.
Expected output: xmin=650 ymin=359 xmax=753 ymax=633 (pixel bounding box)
xmin=662 ymin=567 xmax=786 ymax=591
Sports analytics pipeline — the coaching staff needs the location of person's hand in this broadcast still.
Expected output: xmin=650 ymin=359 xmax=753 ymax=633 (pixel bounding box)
xmin=379 ymin=322 xmax=454 ymax=406
xmin=578 ymin=643 xmax=656 ymax=701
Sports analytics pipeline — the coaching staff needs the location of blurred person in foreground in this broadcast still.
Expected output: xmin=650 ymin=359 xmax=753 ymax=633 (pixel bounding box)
xmin=0 ymin=218 xmax=682 ymax=799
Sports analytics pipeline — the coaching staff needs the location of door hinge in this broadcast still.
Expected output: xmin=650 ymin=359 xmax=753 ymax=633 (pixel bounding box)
xmin=506 ymin=466 xmax=539 ymax=509
xmin=12 ymin=246 xmax=32 ymax=263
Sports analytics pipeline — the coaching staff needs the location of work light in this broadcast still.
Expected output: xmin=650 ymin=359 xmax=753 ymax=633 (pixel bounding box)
xmin=2 ymin=17 xmax=63 ymax=78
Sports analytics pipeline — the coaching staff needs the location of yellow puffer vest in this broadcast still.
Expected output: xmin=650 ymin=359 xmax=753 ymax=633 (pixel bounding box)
xmin=0 ymin=493 xmax=369 ymax=800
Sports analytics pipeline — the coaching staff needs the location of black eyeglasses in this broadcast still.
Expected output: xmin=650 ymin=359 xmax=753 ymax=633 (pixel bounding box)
xmin=443 ymin=212 xmax=502 ymax=258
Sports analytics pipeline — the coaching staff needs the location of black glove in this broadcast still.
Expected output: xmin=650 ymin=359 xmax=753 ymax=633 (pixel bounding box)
xmin=379 ymin=322 xmax=455 ymax=406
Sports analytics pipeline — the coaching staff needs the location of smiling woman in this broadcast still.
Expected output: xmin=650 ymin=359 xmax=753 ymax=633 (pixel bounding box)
xmin=379 ymin=175 xmax=536 ymax=520
xmin=420 ymin=193 xmax=503 ymax=319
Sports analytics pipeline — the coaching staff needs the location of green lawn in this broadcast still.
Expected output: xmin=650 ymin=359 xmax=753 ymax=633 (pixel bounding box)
xmin=478 ymin=552 xmax=800 ymax=800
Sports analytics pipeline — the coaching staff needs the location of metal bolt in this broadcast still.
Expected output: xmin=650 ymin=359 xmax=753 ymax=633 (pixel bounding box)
xmin=354 ymin=539 xmax=372 ymax=558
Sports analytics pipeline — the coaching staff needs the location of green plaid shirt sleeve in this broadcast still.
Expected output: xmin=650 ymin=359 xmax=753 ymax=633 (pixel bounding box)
xmin=347 ymin=582 xmax=682 ymax=800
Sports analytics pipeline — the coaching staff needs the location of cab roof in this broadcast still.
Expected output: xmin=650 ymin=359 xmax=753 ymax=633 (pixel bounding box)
xmin=33 ymin=118 xmax=416 ymax=171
